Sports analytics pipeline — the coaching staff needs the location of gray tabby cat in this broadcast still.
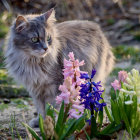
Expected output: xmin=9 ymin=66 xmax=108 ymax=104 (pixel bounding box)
xmin=5 ymin=9 xmax=114 ymax=127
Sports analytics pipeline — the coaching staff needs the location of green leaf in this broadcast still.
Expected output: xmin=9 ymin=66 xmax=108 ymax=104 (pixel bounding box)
xmin=100 ymin=122 xmax=116 ymax=135
xmin=61 ymin=115 xmax=85 ymax=139
xmin=70 ymin=115 xmax=85 ymax=132
xmin=84 ymin=129 xmax=91 ymax=140
xmin=55 ymin=101 xmax=65 ymax=136
xmin=131 ymin=95 xmax=137 ymax=130
xmin=110 ymin=88 xmax=116 ymax=100
xmin=60 ymin=119 xmax=76 ymax=140
xmin=22 ymin=123 xmax=41 ymax=140
xmin=98 ymin=110 xmax=103 ymax=130
xmin=39 ymin=114 xmax=46 ymax=140
xmin=104 ymin=105 xmax=113 ymax=123
xmin=90 ymin=115 xmax=98 ymax=138
xmin=111 ymin=100 xmax=121 ymax=125
xmin=134 ymin=118 xmax=140 ymax=136
xmin=124 ymin=96 xmax=132 ymax=124
xmin=73 ymin=115 xmax=85 ymax=131
xmin=118 ymin=97 xmax=131 ymax=134
xmin=106 ymin=123 xmax=123 ymax=134
xmin=46 ymin=103 xmax=55 ymax=122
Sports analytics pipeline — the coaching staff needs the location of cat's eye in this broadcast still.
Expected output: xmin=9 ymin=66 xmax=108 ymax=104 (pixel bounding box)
xmin=31 ymin=37 xmax=39 ymax=43
xmin=47 ymin=36 xmax=52 ymax=44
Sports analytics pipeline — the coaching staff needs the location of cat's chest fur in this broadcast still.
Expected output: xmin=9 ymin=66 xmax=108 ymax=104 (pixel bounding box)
xmin=6 ymin=49 xmax=59 ymax=93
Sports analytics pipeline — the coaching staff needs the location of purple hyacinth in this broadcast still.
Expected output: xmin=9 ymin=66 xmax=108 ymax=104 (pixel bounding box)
xmin=79 ymin=69 xmax=106 ymax=114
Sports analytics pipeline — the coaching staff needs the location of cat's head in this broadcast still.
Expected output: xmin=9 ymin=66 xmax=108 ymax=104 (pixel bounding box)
xmin=12 ymin=9 xmax=56 ymax=58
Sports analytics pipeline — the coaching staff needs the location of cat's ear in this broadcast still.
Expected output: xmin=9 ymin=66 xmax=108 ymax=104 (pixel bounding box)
xmin=42 ymin=8 xmax=56 ymax=25
xmin=15 ymin=16 xmax=28 ymax=32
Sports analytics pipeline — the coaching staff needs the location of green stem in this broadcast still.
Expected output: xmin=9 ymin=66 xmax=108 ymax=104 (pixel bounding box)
xmin=101 ymin=95 xmax=113 ymax=123
xmin=63 ymin=104 xmax=70 ymax=123
xmin=58 ymin=104 xmax=70 ymax=137
xmin=54 ymin=108 xmax=59 ymax=114
xmin=104 ymin=105 xmax=113 ymax=123
xmin=90 ymin=115 xmax=97 ymax=138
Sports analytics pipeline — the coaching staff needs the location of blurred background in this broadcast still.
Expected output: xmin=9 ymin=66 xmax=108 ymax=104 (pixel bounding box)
xmin=0 ymin=0 xmax=140 ymax=139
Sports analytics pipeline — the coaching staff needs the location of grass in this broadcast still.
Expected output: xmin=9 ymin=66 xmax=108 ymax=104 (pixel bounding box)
xmin=9 ymin=113 xmax=23 ymax=140
xmin=110 ymin=67 xmax=132 ymax=77
xmin=0 ymin=51 xmax=5 ymax=69
xmin=11 ymin=98 xmax=29 ymax=109
xmin=0 ymin=24 xmax=9 ymax=38
xmin=0 ymin=103 xmax=8 ymax=111
xmin=131 ymin=30 xmax=140 ymax=41
xmin=0 ymin=12 xmax=12 ymax=38
xmin=112 ymin=45 xmax=140 ymax=64
xmin=0 ymin=69 xmax=16 ymax=85
xmin=107 ymin=18 xmax=115 ymax=25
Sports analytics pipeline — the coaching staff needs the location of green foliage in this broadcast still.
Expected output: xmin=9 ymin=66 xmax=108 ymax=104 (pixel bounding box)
xmin=110 ymin=88 xmax=140 ymax=138
xmin=112 ymin=45 xmax=140 ymax=64
xmin=0 ymin=12 xmax=12 ymax=38
xmin=0 ymin=51 xmax=5 ymax=68
xmin=9 ymin=113 xmax=23 ymax=140
xmin=22 ymin=102 xmax=86 ymax=140
xmin=39 ymin=114 xmax=46 ymax=140
xmin=11 ymin=98 xmax=29 ymax=109
xmin=22 ymin=68 xmax=140 ymax=139
xmin=110 ymin=67 xmax=132 ymax=77
xmin=0 ymin=69 xmax=16 ymax=85
xmin=131 ymin=30 xmax=140 ymax=41
xmin=107 ymin=18 xmax=115 ymax=25
xmin=0 ymin=103 xmax=8 ymax=111
xmin=55 ymin=101 xmax=65 ymax=136
xmin=45 ymin=103 xmax=56 ymax=122
xmin=22 ymin=123 xmax=41 ymax=140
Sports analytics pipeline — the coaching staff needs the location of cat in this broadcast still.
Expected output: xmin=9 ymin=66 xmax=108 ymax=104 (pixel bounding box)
xmin=5 ymin=8 xmax=114 ymax=127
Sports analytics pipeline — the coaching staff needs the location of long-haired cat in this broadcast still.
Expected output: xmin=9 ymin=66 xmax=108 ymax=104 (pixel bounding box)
xmin=5 ymin=9 xmax=114 ymax=127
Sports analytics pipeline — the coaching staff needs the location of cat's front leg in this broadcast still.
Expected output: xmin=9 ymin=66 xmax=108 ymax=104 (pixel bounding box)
xmin=29 ymin=96 xmax=45 ymax=128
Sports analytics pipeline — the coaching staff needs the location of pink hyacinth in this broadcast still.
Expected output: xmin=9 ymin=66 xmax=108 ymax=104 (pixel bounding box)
xmin=118 ymin=71 xmax=128 ymax=83
xmin=69 ymin=109 xmax=83 ymax=119
xmin=111 ymin=79 xmax=121 ymax=91
xmin=56 ymin=52 xmax=86 ymax=119
xmin=111 ymin=71 xmax=128 ymax=91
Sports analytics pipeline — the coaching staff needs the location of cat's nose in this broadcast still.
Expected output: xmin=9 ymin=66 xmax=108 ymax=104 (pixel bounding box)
xmin=43 ymin=45 xmax=48 ymax=51
xmin=43 ymin=47 xmax=47 ymax=51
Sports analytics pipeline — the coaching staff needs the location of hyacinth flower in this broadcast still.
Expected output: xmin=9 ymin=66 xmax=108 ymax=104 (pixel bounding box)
xmin=79 ymin=69 xmax=106 ymax=138
xmin=56 ymin=52 xmax=86 ymax=119
xmin=111 ymin=70 xmax=128 ymax=92
xmin=120 ymin=69 xmax=140 ymax=104
xmin=110 ymin=69 xmax=140 ymax=138
xmin=80 ymin=69 xmax=106 ymax=117
xmin=111 ymin=69 xmax=140 ymax=104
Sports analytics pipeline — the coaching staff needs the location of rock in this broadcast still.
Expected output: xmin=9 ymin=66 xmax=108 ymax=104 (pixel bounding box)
xmin=3 ymin=98 xmax=10 ymax=104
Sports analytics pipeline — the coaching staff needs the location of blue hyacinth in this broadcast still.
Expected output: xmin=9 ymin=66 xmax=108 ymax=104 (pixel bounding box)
xmin=79 ymin=69 xmax=106 ymax=115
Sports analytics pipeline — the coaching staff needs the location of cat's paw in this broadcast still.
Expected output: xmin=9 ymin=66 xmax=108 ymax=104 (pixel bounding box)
xmin=29 ymin=117 xmax=39 ymax=128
